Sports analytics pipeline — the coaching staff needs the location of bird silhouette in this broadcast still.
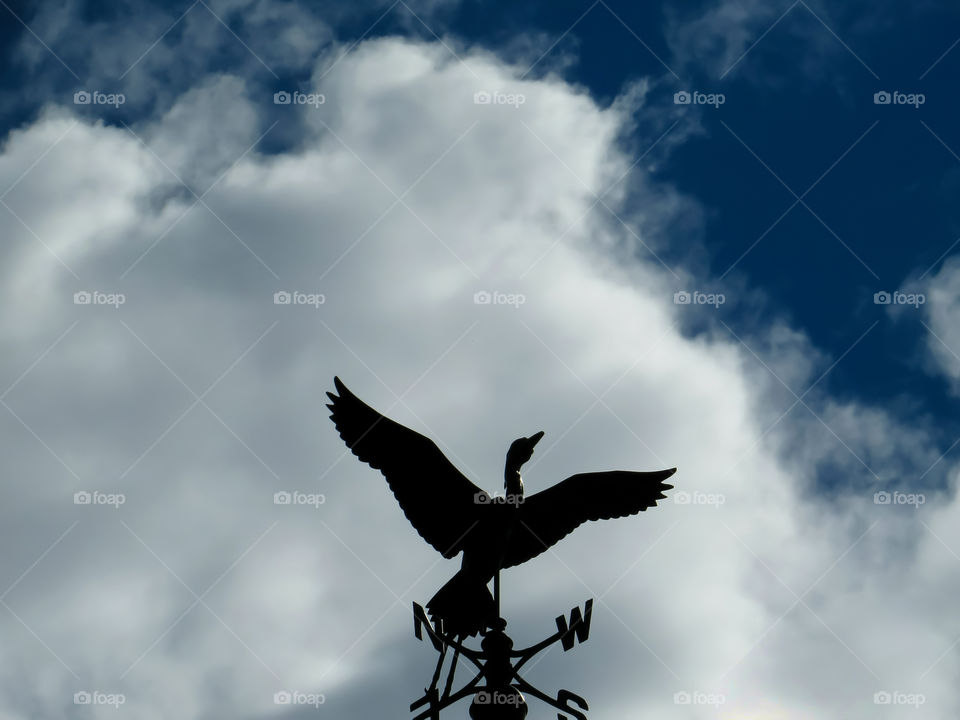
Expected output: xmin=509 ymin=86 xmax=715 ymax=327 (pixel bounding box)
xmin=326 ymin=376 xmax=675 ymax=637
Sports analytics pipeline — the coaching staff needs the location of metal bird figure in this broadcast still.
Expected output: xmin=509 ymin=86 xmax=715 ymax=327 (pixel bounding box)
xmin=326 ymin=376 xmax=675 ymax=637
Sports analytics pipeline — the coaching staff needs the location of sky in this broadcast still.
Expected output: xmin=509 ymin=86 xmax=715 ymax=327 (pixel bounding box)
xmin=1 ymin=0 xmax=960 ymax=718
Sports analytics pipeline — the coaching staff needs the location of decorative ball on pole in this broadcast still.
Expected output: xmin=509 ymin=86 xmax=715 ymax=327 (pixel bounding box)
xmin=469 ymin=618 xmax=527 ymax=720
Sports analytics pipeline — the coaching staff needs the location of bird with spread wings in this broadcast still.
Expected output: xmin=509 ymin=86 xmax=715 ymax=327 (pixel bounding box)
xmin=327 ymin=376 xmax=675 ymax=637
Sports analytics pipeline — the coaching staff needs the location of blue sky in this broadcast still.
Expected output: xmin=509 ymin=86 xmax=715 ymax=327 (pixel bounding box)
xmin=3 ymin=1 xmax=960 ymax=718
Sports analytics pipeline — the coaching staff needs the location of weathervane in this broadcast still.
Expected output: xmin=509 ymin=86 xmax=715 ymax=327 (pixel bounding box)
xmin=409 ymin=590 xmax=592 ymax=719
xmin=327 ymin=376 xmax=676 ymax=718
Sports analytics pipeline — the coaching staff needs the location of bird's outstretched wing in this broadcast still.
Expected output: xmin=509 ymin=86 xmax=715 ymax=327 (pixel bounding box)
xmin=327 ymin=377 xmax=483 ymax=558
xmin=501 ymin=469 xmax=676 ymax=568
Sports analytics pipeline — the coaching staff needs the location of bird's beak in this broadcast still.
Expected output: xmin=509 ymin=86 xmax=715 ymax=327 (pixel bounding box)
xmin=528 ymin=430 xmax=545 ymax=448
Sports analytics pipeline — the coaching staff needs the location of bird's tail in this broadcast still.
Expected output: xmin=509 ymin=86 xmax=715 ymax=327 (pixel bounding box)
xmin=426 ymin=570 xmax=495 ymax=638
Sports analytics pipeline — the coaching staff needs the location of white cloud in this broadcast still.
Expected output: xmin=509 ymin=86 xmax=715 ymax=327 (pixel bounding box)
xmin=922 ymin=256 xmax=960 ymax=388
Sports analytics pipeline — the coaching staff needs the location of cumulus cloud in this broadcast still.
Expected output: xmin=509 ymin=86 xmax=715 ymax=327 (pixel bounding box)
xmin=0 ymin=17 xmax=958 ymax=720
xmin=922 ymin=256 xmax=960 ymax=389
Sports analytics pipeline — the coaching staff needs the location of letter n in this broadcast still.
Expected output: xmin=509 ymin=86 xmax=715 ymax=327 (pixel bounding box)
xmin=413 ymin=603 xmax=444 ymax=651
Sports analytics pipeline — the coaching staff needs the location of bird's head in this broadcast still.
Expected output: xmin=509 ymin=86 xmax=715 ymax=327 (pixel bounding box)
xmin=505 ymin=431 xmax=545 ymax=475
